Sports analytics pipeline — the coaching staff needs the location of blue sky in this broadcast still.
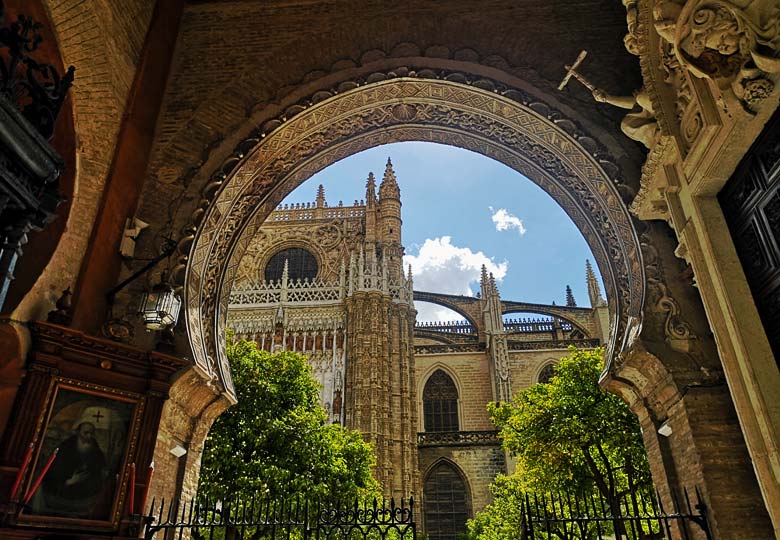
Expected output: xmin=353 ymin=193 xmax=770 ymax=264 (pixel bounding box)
xmin=285 ymin=142 xmax=604 ymax=321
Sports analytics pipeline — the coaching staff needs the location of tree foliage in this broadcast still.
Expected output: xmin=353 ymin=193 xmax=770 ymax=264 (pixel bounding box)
xmin=198 ymin=337 xmax=379 ymax=503
xmin=468 ymin=347 xmax=652 ymax=540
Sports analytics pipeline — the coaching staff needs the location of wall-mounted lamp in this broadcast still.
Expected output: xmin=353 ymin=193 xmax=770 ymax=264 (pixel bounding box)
xmin=106 ymin=238 xmax=180 ymax=331
xmin=138 ymin=273 xmax=181 ymax=330
xmin=657 ymin=420 xmax=673 ymax=437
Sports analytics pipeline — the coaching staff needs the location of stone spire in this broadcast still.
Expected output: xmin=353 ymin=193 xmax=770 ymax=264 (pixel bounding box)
xmin=479 ymin=264 xmax=490 ymax=299
xmin=585 ymin=259 xmax=606 ymax=307
xmin=378 ymin=158 xmax=402 ymax=281
xmin=316 ymin=184 xmax=326 ymax=208
xmin=379 ymin=157 xmax=400 ymax=200
xmin=365 ymin=172 xmax=377 ymax=208
xmin=565 ymin=285 xmax=577 ymax=307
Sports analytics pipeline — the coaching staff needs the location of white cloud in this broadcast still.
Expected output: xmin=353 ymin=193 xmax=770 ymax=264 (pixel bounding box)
xmin=489 ymin=206 xmax=527 ymax=235
xmin=404 ymin=236 xmax=508 ymax=321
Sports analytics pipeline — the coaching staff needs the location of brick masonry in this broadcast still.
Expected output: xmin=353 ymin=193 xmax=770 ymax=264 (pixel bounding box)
xmin=12 ymin=0 xmax=155 ymax=321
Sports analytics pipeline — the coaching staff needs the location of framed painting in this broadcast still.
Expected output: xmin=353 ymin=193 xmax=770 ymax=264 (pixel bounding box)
xmin=18 ymin=380 xmax=144 ymax=530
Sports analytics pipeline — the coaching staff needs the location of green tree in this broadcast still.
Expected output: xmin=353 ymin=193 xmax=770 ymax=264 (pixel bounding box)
xmin=468 ymin=347 xmax=652 ymax=540
xmin=198 ymin=337 xmax=379 ymax=503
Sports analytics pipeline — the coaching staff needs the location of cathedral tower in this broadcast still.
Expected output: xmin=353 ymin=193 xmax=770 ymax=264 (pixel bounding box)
xmin=228 ymin=161 xmax=419 ymax=500
xmin=379 ymin=158 xmax=403 ymax=282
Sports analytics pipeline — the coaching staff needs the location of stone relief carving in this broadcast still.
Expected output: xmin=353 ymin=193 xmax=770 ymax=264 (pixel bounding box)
xmin=640 ymin=232 xmax=697 ymax=353
xmin=609 ymin=0 xmax=778 ymax=224
xmin=657 ymin=0 xmax=780 ymax=109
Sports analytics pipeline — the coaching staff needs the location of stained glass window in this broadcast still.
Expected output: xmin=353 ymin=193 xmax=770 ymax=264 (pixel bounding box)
xmin=423 ymin=370 xmax=459 ymax=432
xmin=264 ymin=247 xmax=318 ymax=283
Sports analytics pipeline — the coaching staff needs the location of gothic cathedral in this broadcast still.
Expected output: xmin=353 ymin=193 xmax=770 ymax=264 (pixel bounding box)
xmin=227 ymin=159 xmax=609 ymax=540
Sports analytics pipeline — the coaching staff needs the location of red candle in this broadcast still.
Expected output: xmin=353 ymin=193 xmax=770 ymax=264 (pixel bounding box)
xmin=139 ymin=461 xmax=154 ymax=515
xmin=127 ymin=462 xmax=136 ymax=514
xmin=9 ymin=443 xmax=33 ymax=501
xmin=23 ymin=448 xmax=58 ymax=505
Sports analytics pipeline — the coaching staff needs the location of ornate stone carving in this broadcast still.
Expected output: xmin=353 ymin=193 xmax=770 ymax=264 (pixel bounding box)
xmin=659 ymin=0 xmax=780 ymax=109
xmin=640 ymin=233 xmax=697 ymax=353
xmin=181 ymin=73 xmax=644 ymax=398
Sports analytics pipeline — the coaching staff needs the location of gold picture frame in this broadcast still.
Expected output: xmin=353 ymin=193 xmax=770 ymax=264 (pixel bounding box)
xmin=17 ymin=378 xmax=145 ymax=531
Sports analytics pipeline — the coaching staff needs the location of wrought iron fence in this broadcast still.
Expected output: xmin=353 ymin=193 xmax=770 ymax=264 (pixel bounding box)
xmin=141 ymin=496 xmax=415 ymax=540
xmin=518 ymin=487 xmax=710 ymax=540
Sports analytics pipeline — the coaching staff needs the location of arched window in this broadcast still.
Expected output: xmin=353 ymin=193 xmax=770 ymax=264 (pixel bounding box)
xmin=264 ymin=247 xmax=318 ymax=282
xmin=424 ymin=462 xmax=470 ymax=540
xmin=423 ymin=370 xmax=459 ymax=432
xmin=538 ymin=363 xmax=556 ymax=384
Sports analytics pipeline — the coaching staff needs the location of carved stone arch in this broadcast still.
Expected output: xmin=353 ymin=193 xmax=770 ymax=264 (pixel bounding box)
xmin=536 ymin=360 xmax=559 ymax=384
xmin=422 ymin=456 xmax=472 ymax=494
xmin=181 ymin=73 xmax=645 ymax=400
xmin=418 ymin=363 xmax=463 ymax=402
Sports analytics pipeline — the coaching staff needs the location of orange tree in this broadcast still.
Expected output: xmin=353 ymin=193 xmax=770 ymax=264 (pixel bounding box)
xmin=198 ymin=337 xmax=379 ymax=503
xmin=469 ymin=348 xmax=652 ymax=540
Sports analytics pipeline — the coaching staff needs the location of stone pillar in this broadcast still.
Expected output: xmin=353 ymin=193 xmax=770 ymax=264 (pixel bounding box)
xmin=345 ymin=291 xmax=418 ymax=499
xmin=149 ymin=369 xmax=231 ymax=505
xmin=603 ymin=224 xmax=773 ymax=539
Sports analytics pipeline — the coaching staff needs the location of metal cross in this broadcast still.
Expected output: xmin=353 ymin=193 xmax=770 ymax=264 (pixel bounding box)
xmin=558 ymin=50 xmax=596 ymax=92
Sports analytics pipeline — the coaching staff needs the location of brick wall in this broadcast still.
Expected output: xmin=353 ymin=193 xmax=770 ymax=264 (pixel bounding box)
xmin=12 ymin=0 xmax=156 ymax=321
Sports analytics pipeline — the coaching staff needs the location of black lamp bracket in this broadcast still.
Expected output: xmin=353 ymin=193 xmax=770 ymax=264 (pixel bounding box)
xmin=106 ymin=239 xmax=177 ymax=303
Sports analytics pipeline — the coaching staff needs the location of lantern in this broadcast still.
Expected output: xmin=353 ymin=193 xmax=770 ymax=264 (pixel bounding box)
xmin=138 ymin=280 xmax=181 ymax=330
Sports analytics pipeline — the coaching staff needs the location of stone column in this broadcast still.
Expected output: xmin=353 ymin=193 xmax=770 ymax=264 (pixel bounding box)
xmin=603 ymin=224 xmax=773 ymax=539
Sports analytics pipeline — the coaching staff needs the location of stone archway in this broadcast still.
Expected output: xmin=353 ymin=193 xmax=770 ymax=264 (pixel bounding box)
xmin=182 ymin=74 xmax=644 ymax=400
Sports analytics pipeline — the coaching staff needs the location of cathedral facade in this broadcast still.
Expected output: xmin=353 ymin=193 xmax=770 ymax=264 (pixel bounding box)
xmin=227 ymin=160 xmax=609 ymax=539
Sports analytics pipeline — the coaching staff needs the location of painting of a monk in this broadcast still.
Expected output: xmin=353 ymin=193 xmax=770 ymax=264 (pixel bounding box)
xmin=27 ymin=389 xmax=134 ymax=521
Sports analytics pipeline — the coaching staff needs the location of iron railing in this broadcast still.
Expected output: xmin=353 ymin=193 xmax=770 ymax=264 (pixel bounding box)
xmin=417 ymin=430 xmax=500 ymax=447
xmin=142 ymin=496 xmax=415 ymax=540
xmin=518 ymin=487 xmax=710 ymax=540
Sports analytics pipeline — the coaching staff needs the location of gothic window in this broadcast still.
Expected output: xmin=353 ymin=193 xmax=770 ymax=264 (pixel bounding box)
xmin=424 ymin=462 xmax=470 ymax=540
xmin=538 ymin=363 xmax=556 ymax=384
xmin=423 ymin=370 xmax=459 ymax=432
xmin=264 ymin=247 xmax=318 ymax=283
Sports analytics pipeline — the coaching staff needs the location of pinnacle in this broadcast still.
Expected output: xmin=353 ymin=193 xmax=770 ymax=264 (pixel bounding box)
xmin=379 ymin=157 xmax=400 ymax=199
xmin=480 ymin=264 xmax=489 ymax=284
xmin=565 ymin=285 xmax=577 ymax=307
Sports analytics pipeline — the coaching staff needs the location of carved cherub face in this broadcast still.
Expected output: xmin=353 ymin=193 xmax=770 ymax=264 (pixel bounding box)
xmin=687 ymin=7 xmax=744 ymax=58
xmin=702 ymin=23 xmax=740 ymax=55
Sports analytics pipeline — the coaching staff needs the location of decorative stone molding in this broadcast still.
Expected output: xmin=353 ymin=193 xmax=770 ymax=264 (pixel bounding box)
xmin=628 ymin=0 xmax=780 ymax=220
xmin=180 ymin=72 xmax=645 ymax=400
